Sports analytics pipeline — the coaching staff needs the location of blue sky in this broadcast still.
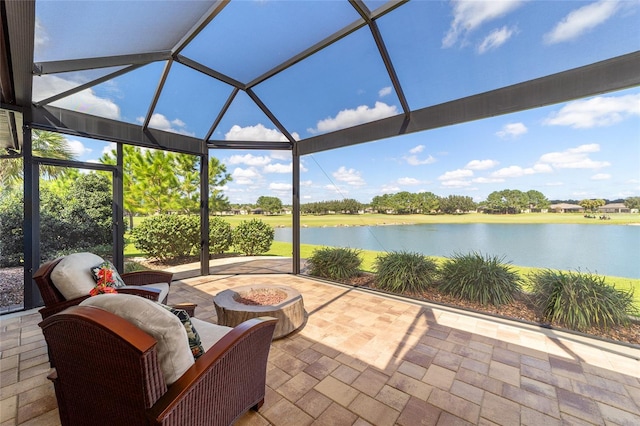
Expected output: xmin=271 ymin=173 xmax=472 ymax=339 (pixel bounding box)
xmin=32 ymin=0 xmax=640 ymax=205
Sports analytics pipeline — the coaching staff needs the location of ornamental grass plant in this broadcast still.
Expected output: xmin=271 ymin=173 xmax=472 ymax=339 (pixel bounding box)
xmin=438 ymin=252 xmax=522 ymax=306
xmin=307 ymin=247 xmax=362 ymax=280
xmin=374 ymin=251 xmax=439 ymax=294
xmin=529 ymin=269 xmax=637 ymax=331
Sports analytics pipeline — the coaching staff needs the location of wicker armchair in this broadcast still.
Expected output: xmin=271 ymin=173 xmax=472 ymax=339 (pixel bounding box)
xmin=39 ymin=301 xmax=277 ymax=426
xmin=34 ymin=252 xmax=174 ymax=321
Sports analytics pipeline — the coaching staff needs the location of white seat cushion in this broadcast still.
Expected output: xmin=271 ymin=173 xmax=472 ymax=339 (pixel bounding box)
xmin=190 ymin=318 xmax=232 ymax=352
xmin=80 ymin=293 xmax=194 ymax=385
xmin=141 ymin=282 xmax=170 ymax=303
xmin=50 ymin=252 xmax=104 ymax=300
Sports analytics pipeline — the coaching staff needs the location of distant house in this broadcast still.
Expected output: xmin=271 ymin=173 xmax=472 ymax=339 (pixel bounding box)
xmin=598 ymin=203 xmax=630 ymax=213
xmin=549 ymin=203 xmax=584 ymax=213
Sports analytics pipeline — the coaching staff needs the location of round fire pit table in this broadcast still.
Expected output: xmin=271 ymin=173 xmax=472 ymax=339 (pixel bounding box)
xmin=213 ymin=285 xmax=306 ymax=339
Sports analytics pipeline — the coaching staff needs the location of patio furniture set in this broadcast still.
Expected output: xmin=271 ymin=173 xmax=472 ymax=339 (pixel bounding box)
xmin=31 ymin=252 xmax=305 ymax=425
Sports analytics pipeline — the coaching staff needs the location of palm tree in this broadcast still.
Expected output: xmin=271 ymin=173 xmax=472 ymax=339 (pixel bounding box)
xmin=0 ymin=130 xmax=76 ymax=186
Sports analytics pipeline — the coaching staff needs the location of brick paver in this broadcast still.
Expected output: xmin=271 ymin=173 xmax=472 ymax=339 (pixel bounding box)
xmin=1 ymin=271 xmax=639 ymax=425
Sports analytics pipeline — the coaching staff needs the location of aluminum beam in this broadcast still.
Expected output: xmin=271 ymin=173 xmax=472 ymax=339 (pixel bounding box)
xmin=297 ymin=51 xmax=640 ymax=156
xmin=30 ymin=105 xmax=207 ymax=155
xmin=33 ymin=51 xmax=171 ymax=75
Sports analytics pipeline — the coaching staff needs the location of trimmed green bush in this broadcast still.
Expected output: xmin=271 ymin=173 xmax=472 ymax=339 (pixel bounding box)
xmin=438 ymin=252 xmax=522 ymax=306
xmin=209 ymin=217 xmax=232 ymax=254
xmin=307 ymin=247 xmax=362 ymax=280
xmin=529 ymin=269 xmax=637 ymax=331
xmin=232 ymin=219 xmax=274 ymax=256
xmin=131 ymin=214 xmax=199 ymax=260
xmin=375 ymin=251 xmax=438 ymax=293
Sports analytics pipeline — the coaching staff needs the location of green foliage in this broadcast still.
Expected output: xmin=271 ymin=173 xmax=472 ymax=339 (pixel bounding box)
xmin=438 ymin=252 xmax=522 ymax=306
xmin=209 ymin=216 xmax=232 ymax=254
xmin=579 ymin=199 xmax=605 ymax=213
xmin=0 ymin=173 xmax=114 ymax=267
xmin=625 ymin=196 xmax=640 ymax=210
xmin=231 ymin=219 xmax=274 ymax=256
xmin=374 ymin=251 xmax=438 ymax=293
xmin=307 ymin=247 xmax=362 ymax=280
xmin=301 ymin=198 xmax=363 ymax=215
xmin=130 ymin=214 xmax=199 ymax=260
xmin=439 ymin=195 xmax=477 ymax=214
xmin=529 ymin=269 xmax=637 ymax=331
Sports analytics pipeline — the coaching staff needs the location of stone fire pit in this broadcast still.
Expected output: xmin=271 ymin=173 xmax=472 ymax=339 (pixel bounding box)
xmin=213 ymin=285 xmax=306 ymax=339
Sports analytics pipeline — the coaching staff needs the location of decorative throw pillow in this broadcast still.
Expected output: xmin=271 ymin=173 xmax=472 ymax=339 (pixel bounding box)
xmin=91 ymin=261 xmax=126 ymax=288
xmin=160 ymin=304 xmax=205 ymax=359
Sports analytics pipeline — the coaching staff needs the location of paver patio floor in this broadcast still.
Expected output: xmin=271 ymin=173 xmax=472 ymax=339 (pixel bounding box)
xmin=1 ymin=273 xmax=639 ymax=425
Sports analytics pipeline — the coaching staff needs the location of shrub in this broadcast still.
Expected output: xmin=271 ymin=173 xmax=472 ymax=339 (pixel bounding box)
xmin=232 ymin=219 xmax=274 ymax=256
xmin=529 ymin=269 xmax=637 ymax=331
xmin=209 ymin=217 xmax=232 ymax=254
xmin=438 ymin=252 xmax=522 ymax=306
xmin=131 ymin=214 xmax=199 ymax=260
xmin=307 ymin=247 xmax=362 ymax=280
xmin=375 ymin=251 xmax=438 ymax=294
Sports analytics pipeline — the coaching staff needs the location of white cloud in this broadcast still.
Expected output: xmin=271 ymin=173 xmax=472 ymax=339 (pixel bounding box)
xmin=34 ymin=18 xmax=49 ymax=51
xmin=496 ymin=122 xmax=528 ymax=138
xmin=226 ymin=154 xmax=271 ymax=166
xmin=140 ymin=113 xmax=195 ymax=136
xmin=473 ymin=177 xmax=505 ymax=183
xmin=441 ymin=179 xmax=472 ymax=188
xmin=102 ymin=142 xmax=117 ymax=157
xmin=225 ymin=123 xmax=298 ymax=141
xmin=538 ymin=144 xmax=611 ymax=169
xmin=477 ymin=26 xmax=516 ymax=53
xmin=269 ymin=183 xmax=292 ymax=191
xmin=33 ymin=75 xmax=120 ymax=120
xmin=466 ymin=159 xmax=499 ymax=170
xmin=381 ymin=184 xmax=401 ymax=194
xmin=438 ymin=169 xmax=473 ymax=181
xmin=544 ymin=0 xmax=621 ymax=44
xmin=409 ymin=145 xmax=425 ymax=154
xmin=442 ymin=0 xmax=525 ymax=48
xmin=307 ymin=102 xmax=398 ymax=134
xmin=232 ymin=167 xmax=260 ymax=185
xmin=543 ymin=94 xmax=640 ymax=128
xmin=301 ymin=180 xmax=313 ymax=187
xmin=332 ymin=166 xmax=366 ymax=187
xmin=379 ymin=86 xmax=392 ymax=97
xmin=263 ymin=162 xmax=292 ymax=174
xmin=405 ymin=154 xmax=436 ymax=166
xmin=270 ymin=151 xmax=291 ymax=161
xmin=324 ymin=184 xmax=348 ymax=195
xmin=398 ymin=177 xmax=421 ymax=185
xmin=490 ymin=163 xmax=553 ymax=178
xmin=545 ymin=182 xmax=564 ymax=187
xmin=591 ymin=173 xmax=611 ymax=181
xmin=66 ymin=139 xmax=92 ymax=157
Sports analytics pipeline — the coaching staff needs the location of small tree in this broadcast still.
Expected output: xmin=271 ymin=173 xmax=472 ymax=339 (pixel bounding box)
xmin=131 ymin=215 xmax=199 ymax=260
xmin=232 ymin=219 xmax=274 ymax=256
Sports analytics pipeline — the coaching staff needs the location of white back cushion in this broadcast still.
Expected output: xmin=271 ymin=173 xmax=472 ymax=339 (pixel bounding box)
xmin=50 ymin=252 xmax=104 ymax=299
xmin=80 ymin=293 xmax=194 ymax=385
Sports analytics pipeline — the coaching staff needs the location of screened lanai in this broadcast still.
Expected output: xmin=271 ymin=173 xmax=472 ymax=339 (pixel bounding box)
xmin=1 ymin=0 xmax=640 ymax=313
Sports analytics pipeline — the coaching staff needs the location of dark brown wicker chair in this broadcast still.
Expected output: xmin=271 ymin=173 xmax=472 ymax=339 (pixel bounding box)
xmin=39 ymin=306 xmax=277 ymax=426
xmin=34 ymin=256 xmax=174 ymax=321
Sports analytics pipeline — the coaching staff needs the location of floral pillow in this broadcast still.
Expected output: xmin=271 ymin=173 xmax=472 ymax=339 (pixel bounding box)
xmin=161 ymin=304 xmax=205 ymax=360
xmin=91 ymin=261 xmax=126 ymax=288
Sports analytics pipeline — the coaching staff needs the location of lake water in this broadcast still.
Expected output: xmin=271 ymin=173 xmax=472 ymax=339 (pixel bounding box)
xmin=274 ymin=224 xmax=640 ymax=279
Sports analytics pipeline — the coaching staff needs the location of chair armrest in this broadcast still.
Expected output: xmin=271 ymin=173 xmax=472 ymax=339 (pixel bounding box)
xmin=170 ymin=303 xmax=197 ymax=317
xmin=121 ymin=270 xmax=173 ymax=286
xmin=38 ymin=295 xmax=90 ymax=321
xmin=147 ymin=317 xmax=277 ymax=425
xmin=118 ymin=286 xmax=162 ymax=301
